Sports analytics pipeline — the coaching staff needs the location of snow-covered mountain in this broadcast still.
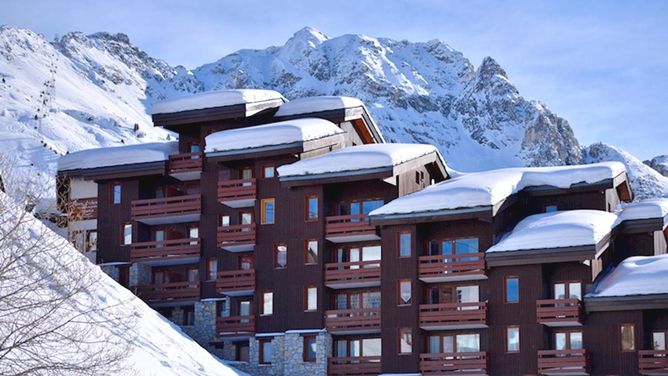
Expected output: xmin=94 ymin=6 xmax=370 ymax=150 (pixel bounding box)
xmin=645 ymin=155 xmax=668 ymax=177
xmin=0 ymin=25 xmax=663 ymax=201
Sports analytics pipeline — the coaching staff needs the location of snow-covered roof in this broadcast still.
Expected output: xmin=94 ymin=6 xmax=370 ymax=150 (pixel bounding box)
xmin=204 ymin=118 xmax=343 ymax=154
xmin=57 ymin=141 xmax=178 ymax=171
xmin=370 ymin=162 xmax=626 ymax=218
xmin=274 ymin=96 xmax=364 ymax=117
xmin=486 ymin=210 xmax=618 ymax=253
xmin=587 ymin=254 xmax=668 ymax=298
xmin=151 ymin=89 xmax=285 ymax=115
xmin=614 ymin=198 xmax=668 ymax=227
xmin=277 ymin=143 xmax=440 ymax=178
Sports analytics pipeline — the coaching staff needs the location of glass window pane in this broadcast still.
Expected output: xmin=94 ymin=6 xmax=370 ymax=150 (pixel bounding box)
xmin=554 ymin=283 xmax=566 ymax=299
xmin=362 ymin=338 xmax=381 ymax=356
xmin=363 ymin=291 xmax=381 ymax=308
xmin=275 ymin=245 xmax=287 ymax=268
xmin=570 ymin=332 xmax=583 ymax=350
xmin=264 ymin=166 xmax=274 ymax=178
xmin=506 ymin=278 xmax=519 ymax=303
xmin=336 ymin=294 xmax=347 ymax=310
xmin=263 ymin=292 xmax=273 ymax=315
xmin=264 ymin=200 xmax=275 ymax=224
xmin=362 ymin=200 xmax=384 ymax=214
xmin=400 ymin=329 xmax=412 ymax=353
xmin=262 ymin=341 xmax=272 ymax=363
xmin=456 ymin=238 xmax=479 ymax=254
xmin=507 ymin=327 xmax=520 ymax=352
xmin=123 ymin=224 xmax=132 ymax=245
xmin=429 ymin=336 xmax=440 ymax=353
xmin=621 ymin=325 xmax=635 ymax=351
xmin=443 ymin=336 xmax=454 ymax=353
xmin=569 ymin=282 xmax=582 ymax=300
xmin=399 ymin=233 xmax=411 ymax=257
xmin=441 ymin=241 xmax=453 ymax=256
xmin=307 ymin=287 xmax=317 ymax=311
xmin=305 ymin=337 xmax=316 ymax=359
xmin=399 ymin=281 xmax=412 ymax=305
xmin=545 ymin=205 xmax=558 ymax=212
xmin=113 ymin=184 xmax=121 ymax=204
xmin=336 ymin=340 xmax=347 ymax=357
xmin=362 ymin=245 xmax=381 ymax=263
xmin=306 ymin=240 xmax=318 ymax=264
xmin=653 ymin=332 xmax=666 ymax=350
xmin=307 ymin=197 xmax=318 ymax=220
xmin=456 ymin=286 xmax=479 ymax=304
xmin=430 ymin=241 xmax=440 ymax=256
xmin=457 ymin=334 xmax=480 ymax=352
xmin=555 ymin=333 xmax=567 ymax=350
xmin=350 ymin=340 xmax=360 ymax=357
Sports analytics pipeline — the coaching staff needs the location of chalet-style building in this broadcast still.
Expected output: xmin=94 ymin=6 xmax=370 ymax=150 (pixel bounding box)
xmin=56 ymin=89 xmax=668 ymax=376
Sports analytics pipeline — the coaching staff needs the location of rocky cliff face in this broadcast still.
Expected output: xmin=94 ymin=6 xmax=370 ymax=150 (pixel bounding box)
xmin=645 ymin=155 xmax=668 ymax=177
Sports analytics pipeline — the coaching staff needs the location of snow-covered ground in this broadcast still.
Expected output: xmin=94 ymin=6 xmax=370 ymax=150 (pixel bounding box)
xmin=0 ymin=190 xmax=245 ymax=376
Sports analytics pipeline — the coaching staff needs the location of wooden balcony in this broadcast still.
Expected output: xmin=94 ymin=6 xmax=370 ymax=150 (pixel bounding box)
xmin=130 ymin=238 xmax=200 ymax=266
xmin=168 ymin=152 xmax=203 ymax=180
xmin=328 ymin=356 xmax=381 ymax=376
xmin=216 ymin=269 xmax=255 ymax=296
xmin=536 ymin=299 xmax=583 ymax=327
xmin=639 ymin=350 xmax=668 ymax=375
xmin=216 ymin=315 xmax=255 ymax=338
xmin=324 ymin=260 xmax=381 ymax=289
xmin=217 ymin=224 xmax=256 ymax=252
xmin=537 ymin=349 xmax=589 ymax=375
xmin=218 ymin=178 xmax=256 ymax=208
xmin=325 ymin=308 xmax=381 ymax=335
xmin=419 ymin=302 xmax=488 ymax=330
xmin=420 ymin=352 xmax=489 ymax=375
xmin=418 ymin=253 xmax=487 ymax=283
xmin=131 ymin=194 xmax=201 ymax=225
xmin=325 ymin=214 xmax=379 ymax=243
xmin=67 ymin=198 xmax=98 ymax=220
xmin=134 ymin=281 xmax=200 ymax=305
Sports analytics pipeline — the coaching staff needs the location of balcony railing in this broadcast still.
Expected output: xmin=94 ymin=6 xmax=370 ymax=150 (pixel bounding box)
xmin=216 ymin=269 xmax=255 ymax=296
xmin=328 ymin=356 xmax=382 ymax=376
xmin=67 ymin=198 xmax=98 ymax=220
xmin=325 ymin=214 xmax=379 ymax=243
xmin=325 ymin=308 xmax=381 ymax=334
xmin=639 ymin=350 xmax=668 ymax=375
xmin=218 ymin=178 xmax=256 ymax=208
xmin=536 ymin=299 xmax=583 ymax=327
xmin=419 ymin=302 xmax=488 ymax=330
xmin=134 ymin=281 xmax=200 ymax=303
xmin=131 ymin=194 xmax=201 ymax=224
xmin=216 ymin=315 xmax=255 ymax=336
xmin=537 ymin=349 xmax=589 ymax=375
xmin=420 ymin=352 xmax=489 ymax=375
xmin=168 ymin=152 xmax=203 ymax=180
xmin=324 ymin=260 xmax=381 ymax=289
xmin=130 ymin=238 xmax=200 ymax=265
xmin=217 ymin=224 xmax=256 ymax=252
xmin=418 ymin=253 xmax=487 ymax=283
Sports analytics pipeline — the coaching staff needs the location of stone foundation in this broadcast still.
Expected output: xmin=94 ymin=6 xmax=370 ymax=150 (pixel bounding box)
xmin=129 ymin=263 xmax=151 ymax=286
xmin=100 ymin=264 xmax=119 ymax=282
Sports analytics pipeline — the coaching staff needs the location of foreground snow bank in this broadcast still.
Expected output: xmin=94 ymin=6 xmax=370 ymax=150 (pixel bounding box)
xmin=588 ymin=254 xmax=668 ymax=297
xmin=0 ymin=191 xmax=244 ymax=376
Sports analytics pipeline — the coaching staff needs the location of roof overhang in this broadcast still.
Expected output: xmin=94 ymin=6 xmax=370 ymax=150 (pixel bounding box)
xmin=57 ymin=161 xmax=167 ymax=181
xmin=615 ymin=217 xmax=667 ymax=234
xmin=369 ymin=206 xmax=492 ymax=226
xmin=585 ymin=293 xmax=668 ymax=312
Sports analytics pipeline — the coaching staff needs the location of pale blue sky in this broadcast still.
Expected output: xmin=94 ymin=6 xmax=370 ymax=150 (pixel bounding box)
xmin=2 ymin=0 xmax=667 ymax=159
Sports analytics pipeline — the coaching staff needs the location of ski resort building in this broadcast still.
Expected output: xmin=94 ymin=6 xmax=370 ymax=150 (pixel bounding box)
xmin=56 ymin=89 xmax=668 ymax=376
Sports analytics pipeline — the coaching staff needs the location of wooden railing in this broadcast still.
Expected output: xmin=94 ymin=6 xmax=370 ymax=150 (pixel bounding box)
xmin=537 ymin=349 xmax=589 ymax=375
xmin=216 ymin=315 xmax=255 ymax=335
xmin=325 ymin=214 xmax=377 ymax=239
xmin=216 ymin=269 xmax=255 ymax=294
xmin=418 ymin=253 xmax=486 ymax=281
xmin=328 ymin=356 xmax=382 ymax=375
xmin=168 ymin=152 xmax=203 ymax=173
xmin=536 ymin=299 xmax=582 ymax=325
xmin=218 ymin=178 xmax=256 ymax=202
xmin=68 ymin=198 xmax=98 ymax=220
xmin=325 ymin=308 xmax=381 ymax=333
xmin=134 ymin=281 xmax=200 ymax=302
xmin=420 ymin=352 xmax=489 ymax=375
xmin=131 ymin=194 xmax=200 ymax=220
xmin=130 ymin=238 xmax=200 ymax=263
xmin=639 ymin=350 xmax=668 ymax=375
xmin=325 ymin=260 xmax=381 ymax=287
xmin=419 ymin=302 xmax=488 ymax=328
xmin=217 ymin=224 xmax=256 ymax=248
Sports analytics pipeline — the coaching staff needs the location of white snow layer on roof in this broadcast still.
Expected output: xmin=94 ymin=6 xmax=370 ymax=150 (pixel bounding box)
xmin=274 ymin=96 xmax=364 ymax=117
xmin=58 ymin=141 xmax=178 ymax=171
xmin=277 ymin=143 xmax=439 ymax=177
xmin=370 ymin=162 xmax=626 ymax=216
xmin=204 ymin=118 xmax=343 ymax=153
xmin=588 ymin=254 xmax=668 ymax=298
xmin=615 ymin=198 xmax=668 ymax=227
xmin=486 ymin=210 xmax=618 ymax=253
xmin=152 ymin=89 xmax=285 ymax=115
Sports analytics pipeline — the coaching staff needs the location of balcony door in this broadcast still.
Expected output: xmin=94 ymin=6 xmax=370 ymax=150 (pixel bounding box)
xmin=239 ymin=255 xmax=254 ymax=270
xmin=428 ymin=333 xmax=480 ymax=354
xmin=429 ymin=238 xmax=479 ymax=262
xmin=554 ymin=282 xmax=582 ymax=300
xmin=335 ymin=338 xmax=381 ymax=358
xmin=189 ymin=142 xmax=201 ymax=158
xmin=241 ymin=167 xmax=253 ymax=186
xmin=153 ymin=228 xmax=165 ymax=247
xmin=427 ymin=285 xmax=479 ymax=308
xmin=334 ymin=290 xmax=381 ymax=310
xmin=238 ymin=300 xmax=251 ymax=322
xmin=335 ymin=245 xmax=381 ymax=268
xmin=554 ymin=330 xmax=583 ymax=350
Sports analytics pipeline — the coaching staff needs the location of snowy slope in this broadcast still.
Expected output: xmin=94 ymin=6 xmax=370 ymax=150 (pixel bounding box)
xmin=0 ymin=190 xmax=244 ymax=376
xmin=584 ymin=143 xmax=668 ymax=199
xmin=645 ymin=155 xmax=668 ymax=177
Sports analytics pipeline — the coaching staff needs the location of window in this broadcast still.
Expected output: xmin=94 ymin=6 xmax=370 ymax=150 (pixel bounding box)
xmin=621 ymin=324 xmax=635 ymax=351
xmin=303 ymin=335 xmax=317 ymax=362
xmin=87 ymin=231 xmax=97 ymax=251
xmin=263 ymin=166 xmax=275 ymax=178
xmin=262 ymin=292 xmax=273 ymax=315
xmin=428 ymin=334 xmax=480 ymax=353
xmin=306 ymin=195 xmax=318 ymax=221
xmin=505 ymin=276 xmax=519 ymax=303
xmin=183 ymin=306 xmax=195 ymax=326
xmin=653 ymin=331 xmax=666 ymax=350
xmin=398 ymin=280 xmax=412 ymax=306
xmin=122 ymin=223 xmax=132 ymax=245
xmin=305 ymin=286 xmax=317 ymax=311
xmin=507 ymin=326 xmax=520 ymax=352
xmin=274 ymin=244 xmax=287 ymax=268
xmin=220 ymin=215 xmax=230 ymax=227
xmin=428 ymin=237 xmax=479 ymax=261
xmin=399 ymin=327 xmax=412 ymax=354
xmin=545 ymin=204 xmax=558 ymax=213
xmin=555 ymin=331 xmax=583 ymax=350
xmin=206 ymin=258 xmax=218 ymax=281
xmin=305 ymin=240 xmax=318 ymax=264
xmin=554 ymin=281 xmax=582 ymax=300
xmin=218 ymin=299 xmax=230 ymax=318
xmin=235 ymin=343 xmax=249 ymax=362
xmin=113 ymin=184 xmax=121 ymax=204
xmin=334 ymin=338 xmax=382 ymax=357
xmin=399 ymin=231 xmax=412 ymax=257
xmin=259 ymin=338 xmax=272 ymax=364
xmin=241 ymin=167 xmax=253 ymax=180
xmin=261 ymin=198 xmax=275 ymax=224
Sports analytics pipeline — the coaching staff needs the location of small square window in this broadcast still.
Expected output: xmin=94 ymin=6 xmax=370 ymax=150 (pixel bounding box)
xmin=303 ymin=335 xmax=317 ymax=362
xmin=220 ymin=215 xmax=230 ymax=227
xmin=274 ymin=244 xmax=287 ymax=268
xmin=305 ymin=240 xmax=318 ymax=264
xmin=399 ymin=232 xmax=411 ymax=257
xmin=545 ymin=204 xmax=558 ymax=213
xmin=263 ymin=166 xmax=275 ymax=178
